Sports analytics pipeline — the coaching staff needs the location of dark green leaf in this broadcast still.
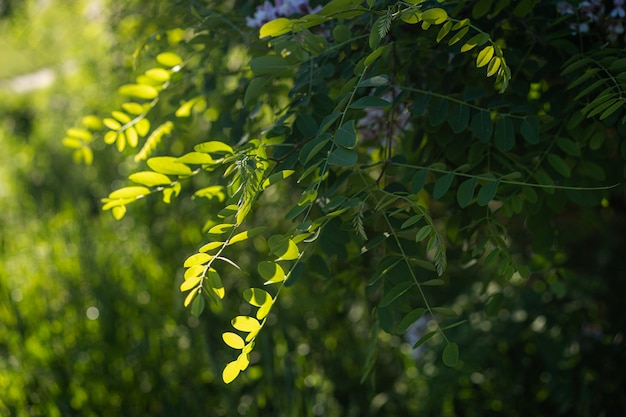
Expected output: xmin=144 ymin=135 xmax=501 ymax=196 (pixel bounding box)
xmin=411 ymin=169 xmax=429 ymax=193
xmin=396 ymin=308 xmax=426 ymax=334
xmin=456 ymin=177 xmax=477 ymax=208
xmin=520 ymin=116 xmax=539 ymax=144
xmin=477 ymin=179 xmax=499 ymax=206
xmin=328 ymin=148 xmax=358 ymax=167
xmin=547 ymin=153 xmax=571 ymax=177
xmin=412 ymin=330 xmax=437 ymax=349
xmin=433 ymin=172 xmax=454 ymax=199
xmin=442 ymin=342 xmax=459 ymax=367
xmin=190 ymin=294 xmax=205 ymax=317
xmin=428 ymin=97 xmax=449 ymax=127
xmin=471 ymin=110 xmax=493 ymax=142
xmin=349 ymin=96 xmax=391 ymax=109
xmin=447 ymin=104 xmax=470 ymax=133
xmin=250 ymin=55 xmax=291 ymax=75
xmin=334 ymin=120 xmax=357 ymax=148
xmin=379 ymin=281 xmax=413 ymax=307
xmin=494 ymin=117 xmax=515 ymax=151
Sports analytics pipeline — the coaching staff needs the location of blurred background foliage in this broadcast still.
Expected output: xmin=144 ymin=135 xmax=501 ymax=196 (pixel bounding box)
xmin=1 ymin=0 xmax=625 ymax=416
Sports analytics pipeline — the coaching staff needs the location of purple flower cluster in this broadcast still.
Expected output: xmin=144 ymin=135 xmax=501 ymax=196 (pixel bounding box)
xmin=557 ymin=0 xmax=626 ymax=43
xmin=246 ymin=0 xmax=322 ymax=28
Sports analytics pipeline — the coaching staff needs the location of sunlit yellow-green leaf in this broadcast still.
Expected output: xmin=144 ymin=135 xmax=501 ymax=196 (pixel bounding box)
xmin=268 ymin=236 xmax=299 ymax=260
xmin=257 ymin=302 xmax=272 ymax=320
xmin=103 ymin=118 xmax=122 ymax=130
xmin=147 ymin=156 xmax=193 ymax=176
xmin=194 ymin=185 xmax=226 ymax=201
xmin=63 ymin=137 xmax=83 ymax=149
xmin=156 ymin=52 xmax=183 ymax=67
xmin=222 ymin=361 xmax=240 ymax=384
xmin=175 ymin=152 xmax=214 ymax=165
xmin=199 ymin=241 xmax=224 ymax=252
xmin=184 ymin=264 xmax=205 ymax=280
xmin=183 ymin=287 xmax=199 ymax=307
xmin=109 ymin=186 xmax=150 ymax=199
xmin=236 ymin=352 xmax=250 ymax=371
xmin=222 ymin=332 xmax=245 ymax=349
xmin=67 ymin=127 xmax=92 ymax=141
xmin=81 ymin=115 xmax=102 ymax=130
xmin=258 ymin=261 xmax=286 ymax=284
xmin=421 ymin=8 xmax=448 ymax=24
xmin=208 ymin=223 xmax=235 ymax=235
xmin=486 ymin=56 xmax=501 ymax=77
xmin=476 ymin=46 xmax=494 ymax=68
xmin=112 ymin=111 xmax=131 ymax=124
xmin=183 ymin=253 xmax=211 ymax=267
xmin=128 ymin=171 xmax=171 ymax=187
xmin=194 ymin=141 xmax=233 ymax=155
xmin=243 ymin=288 xmax=272 ymax=308
xmin=112 ymin=205 xmax=126 ymax=220
xmin=135 ymin=118 xmax=150 ymax=136
xmin=232 ymin=316 xmax=261 ymax=332
xmin=118 ymin=84 xmax=159 ymax=99
xmin=262 ymin=170 xmax=295 ymax=189
xmin=180 ymin=276 xmax=202 ymax=292
xmin=126 ymin=126 xmax=139 ymax=148
xmin=260 ymin=17 xmax=293 ymax=38
xmin=121 ymin=102 xmax=145 ymax=115
xmin=207 ymin=269 xmax=225 ymax=299
xmin=145 ymin=68 xmax=170 ymax=83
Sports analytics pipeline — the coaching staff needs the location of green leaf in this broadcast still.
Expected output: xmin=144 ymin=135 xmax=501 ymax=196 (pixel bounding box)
xmin=156 ymin=52 xmax=183 ymax=67
xmin=422 ymin=8 xmax=448 ymax=24
xmin=431 ymin=307 xmax=458 ymax=317
xmin=359 ymin=75 xmax=390 ymax=87
xmin=190 ymin=294 xmax=205 ymax=317
xmin=364 ymin=44 xmax=390 ymax=66
xmin=232 ymin=316 xmax=261 ymax=332
xmin=199 ymin=241 xmax=223 ymax=253
xmin=473 ymin=0 xmax=493 ymax=18
xmin=222 ymin=332 xmax=245 ymax=349
xmin=433 ymin=172 xmax=454 ymax=199
xmin=477 ymin=179 xmax=499 ymax=206
xmin=243 ymin=288 xmax=272 ymax=307
xmin=147 ymin=156 xmax=193 ymax=176
xmin=349 ymin=96 xmax=391 ymax=109
xmin=250 ymin=55 xmax=291 ymax=75
xmin=401 ymin=214 xmax=424 ymax=229
xmin=244 ymin=76 xmax=270 ymax=106
xmin=380 ymin=281 xmax=413 ymax=307
xmin=334 ymin=120 xmax=357 ymax=148
xmin=175 ymin=152 xmax=214 ymax=165
xmin=328 ymin=148 xmax=358 ymax=167
xmin=260 ymin=17 xmax=293 ymax=38
xmin=471 ymin=110 xmax=493 ymax=142
xmin=207 ymin=269 xmax=225 ymax=299
xmin=442 ymin=342 xmax=459 ymax=367
xmin=428 ymin=97 xmax=449 ymax=127
xmin=258 ymin=261 xmax=286 ymax=284
xmin=396 ymin=308 xmax=426 ymax=334
xmin=222 ymin=361 xmax=240 ymax=384
xmin=415 ymin=225 xmax=432 ymax=242
xmin=118 ymin=84 xmax=159 ymax=99
xmin=180 ymin=276 xmax=202 ymax=292
xmin=128 ymin=171 xmax=171 ymax=187
xmin=268 ymin=236 xmax=299 ymax=260
xmin=194 ymin=141 xmax=233 ymax=155
xmin=447 ymin=104 xmax=470 ymax=133
xmin=448 ymin=26 xmax=469 ymax=46
xmin=461 ymin=33 xmax=489 ymax=52
xmin=556 ymin=137 xmax=581 ymax=157
xmin=494 ymin=117 xmax=515 ymax=151
xmin=109 ymin=186 xmax=150 ymax=199
xmin=208 ymin=223 xmax=236 ymax=235
xmin=476 ymin=45 xmax=494 ymax=68
xmin=547 ymin=153 xmax=571 ymax=177
xmin=436 ymin=21 xmax=453 ymax=43
xmin=183 ymin=253 xmax=211 ymax=267
xmin=411 ymin=169 xmax=429 ymax=193
xmin=262 ymin=170 xmax=295 ymax=189
xmin=413 ymin=330 xmax=437 ymax=349
xmin=520 ymin=116 xmax=540 ymax=144
xmin=456 ymin=177 xmax=477 ymax=208
xmin=599 ymin=100 xmax=624 ymax=120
